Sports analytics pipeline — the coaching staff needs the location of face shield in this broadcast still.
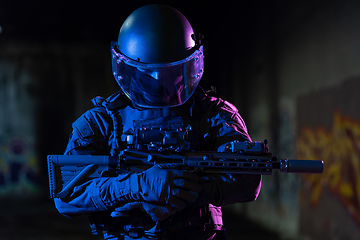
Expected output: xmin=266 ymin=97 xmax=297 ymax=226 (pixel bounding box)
xmin=111 ymin=42 xmax=204 ymax=108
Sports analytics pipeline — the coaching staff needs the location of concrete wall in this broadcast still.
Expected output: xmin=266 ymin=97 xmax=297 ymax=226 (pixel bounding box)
xmin=0 ymin=40 xmax=117 ymax=197
xmin=228 ymin=0 xmax=360 ymax=239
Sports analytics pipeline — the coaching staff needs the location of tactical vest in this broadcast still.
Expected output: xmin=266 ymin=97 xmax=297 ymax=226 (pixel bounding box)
xmin=88 ymin=88 xmax=225 ymax=240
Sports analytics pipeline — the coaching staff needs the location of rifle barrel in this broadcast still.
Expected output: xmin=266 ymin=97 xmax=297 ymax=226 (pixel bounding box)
xmin=279 ymin=159 xmax=323 ymax=173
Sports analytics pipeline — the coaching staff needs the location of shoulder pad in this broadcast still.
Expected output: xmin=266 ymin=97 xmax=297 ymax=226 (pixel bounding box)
xmin=65 ymin=108 xmax=109 ymax=153
xmin=222 ymin=100 xmax=239 ymax=114
xmin=72 ymin=107 xmax=110 ymax=140
xmin=91 ymin=91 xmax=128 ymax=111
xmin=72 ymin=113 xmax=96 ymax=139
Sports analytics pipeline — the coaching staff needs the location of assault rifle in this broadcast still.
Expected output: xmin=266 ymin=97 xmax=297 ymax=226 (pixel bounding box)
xmin=47 ymin=129 xmax=323 ymax=198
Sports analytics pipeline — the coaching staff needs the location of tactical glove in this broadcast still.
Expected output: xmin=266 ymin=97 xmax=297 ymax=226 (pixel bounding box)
xmin=129 ymin=164 xmax=202 ymax=210
xmin=112 ymin=201 xmax=178 ymax=222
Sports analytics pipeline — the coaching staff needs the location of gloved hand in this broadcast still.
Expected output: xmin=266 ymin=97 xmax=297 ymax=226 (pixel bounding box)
xmin=129 ymin=164 xmax=202 ymax=210
xmin=111 ymin=201 xmax=178 ymax=221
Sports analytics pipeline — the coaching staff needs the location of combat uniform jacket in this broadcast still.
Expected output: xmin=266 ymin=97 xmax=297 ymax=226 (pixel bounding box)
xmin=54 ymin=88 xmax=261 ymax=240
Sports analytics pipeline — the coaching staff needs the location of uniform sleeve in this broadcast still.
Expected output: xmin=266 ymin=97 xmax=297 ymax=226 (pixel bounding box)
xmin=55 ymin=109 xmax=135 ymax=217
xmin=208 ymin=98 xmax=251 ymax=149
xmin=196 ymin=97 xmax=262 ymax=206
xmin=64 ymin=108 xmax=110 ymax=155
xmin=54 ymin=173 xmax=135 ymax=216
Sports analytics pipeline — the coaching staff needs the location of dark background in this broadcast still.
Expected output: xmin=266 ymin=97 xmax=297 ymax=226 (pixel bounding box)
xmin=0 ymin=0 xmax=279 ymax=91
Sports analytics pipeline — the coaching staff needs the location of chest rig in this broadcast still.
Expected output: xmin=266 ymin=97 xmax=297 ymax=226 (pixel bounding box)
xmin=92 ymin=91 xmax=203 ymax=155
xmin=124 ymin=116 xmax=200 ymax=155
xmin=89 ymin=93 xmax=214 ymax=239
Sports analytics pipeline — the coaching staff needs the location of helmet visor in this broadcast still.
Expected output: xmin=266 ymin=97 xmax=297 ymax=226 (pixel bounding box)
xmin=111 ymin=42 xmax=204 ymax=108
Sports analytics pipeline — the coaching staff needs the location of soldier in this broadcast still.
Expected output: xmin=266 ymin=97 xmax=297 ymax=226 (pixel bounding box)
xmin=54 ymin=4 xmax=261 ymax=240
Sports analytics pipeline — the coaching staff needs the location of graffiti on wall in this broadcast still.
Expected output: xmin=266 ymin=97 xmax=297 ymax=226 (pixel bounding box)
xmin=0 ymin=136 xmax=41 ymax=197
xmin=297 ymin=111 xmax=360 ymax=224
